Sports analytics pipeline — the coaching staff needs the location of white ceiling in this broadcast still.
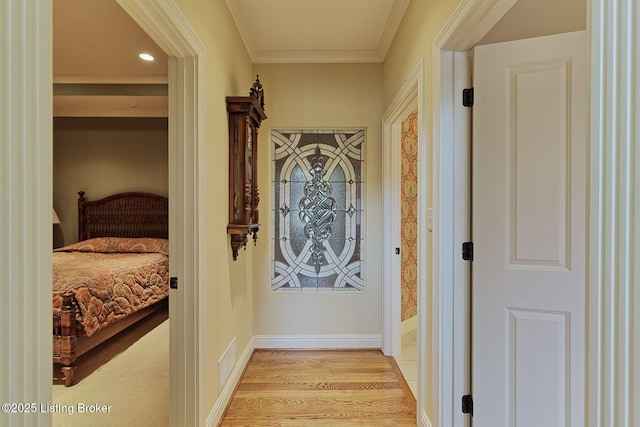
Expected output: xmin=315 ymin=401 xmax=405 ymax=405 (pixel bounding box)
xmin=52 ymin=0 xmax=409 ymax=116
xmin=53 ymin=0 xmax=409 ymax=83
xmin=52 ymin=0 xmax=585 ymax=117
xmin=225 ymin=0 xmax=411 ymax=63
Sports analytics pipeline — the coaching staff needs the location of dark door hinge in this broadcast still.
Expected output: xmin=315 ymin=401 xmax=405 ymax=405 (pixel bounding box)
xmin=462 ymin=88 xmax=474 ymax=107
xmin=462 ymin=242 xmax=473 ymax=261
xmin=170 ymin=277 xmax=178 ymax=289
xmin=462 ymin=394 xmax=473 ymax=415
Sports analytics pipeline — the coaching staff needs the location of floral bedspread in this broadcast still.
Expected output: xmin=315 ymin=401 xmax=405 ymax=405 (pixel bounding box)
xmin=52 ymin=237 xmax=169 ymax=337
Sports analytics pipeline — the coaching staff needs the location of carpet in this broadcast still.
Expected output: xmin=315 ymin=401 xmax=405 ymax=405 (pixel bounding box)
xmin=52 ymin=307 xmax=169 ymax=427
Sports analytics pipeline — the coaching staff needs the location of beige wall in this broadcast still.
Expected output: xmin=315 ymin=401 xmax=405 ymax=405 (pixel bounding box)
xmin=172 ymin=0 xmax=255 ymax=414
xmin=252 ymin=63 xmax=384 ymax=336
xmin=383 ymin=0 xmax=462 ymax=421
xmin=53 ymin=117 xmax=168 ymax=247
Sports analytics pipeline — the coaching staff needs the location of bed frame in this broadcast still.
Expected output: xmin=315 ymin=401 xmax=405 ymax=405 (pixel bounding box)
xmin=53 ymin=191 xmax=169 ymax=387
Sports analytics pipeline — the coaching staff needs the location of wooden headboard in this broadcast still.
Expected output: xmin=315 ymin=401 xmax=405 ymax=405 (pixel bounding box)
xmin=77 ymin=191 xmax=169 ymax=241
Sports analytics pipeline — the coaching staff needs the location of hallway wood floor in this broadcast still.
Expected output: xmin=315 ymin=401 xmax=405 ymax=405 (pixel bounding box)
xmin=220 ymin=349 xmax=417 ymax=426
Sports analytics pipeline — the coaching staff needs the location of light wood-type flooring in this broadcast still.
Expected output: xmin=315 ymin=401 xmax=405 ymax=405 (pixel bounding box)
xmin=220 ymin=349 xmax=417 ymax=426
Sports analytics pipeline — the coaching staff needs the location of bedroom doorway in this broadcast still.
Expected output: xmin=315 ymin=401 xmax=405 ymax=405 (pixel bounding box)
xmin=51 ymin=0 xmax=205 ymax=425
xmin=117 ymin=1 xmax=207 ymax=424
xmin=51 ymin=0 xmax=171 ymax=423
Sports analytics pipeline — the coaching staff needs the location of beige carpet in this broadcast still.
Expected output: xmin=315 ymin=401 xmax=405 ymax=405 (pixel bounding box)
xmin=52 ymin=307 xmax=169 ymax=427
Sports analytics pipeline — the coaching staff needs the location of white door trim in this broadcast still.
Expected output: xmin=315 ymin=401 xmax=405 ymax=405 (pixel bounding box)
xmin=382 ymin=59 xmax=426 ymax=424
xmin=588 ymin=0 xmax=639 ymax=425
xmin=431 ymin=1 xmax=523 ymax=426
xmin=1 ymin=1 xmax=53 ymax=424
xmin=116 ymin=1 xmax=206 ymax=426
xmin=382 ymin=60 xmax=424 ymax=357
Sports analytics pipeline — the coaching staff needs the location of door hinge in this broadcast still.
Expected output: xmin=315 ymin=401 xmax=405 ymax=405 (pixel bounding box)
xmin=462 ymin=88 xmax=474 ymax=107
xmin=170 ymin=277 xmax=178 ymax=289
xmin=462 ymin=394 xmax=473 ymax=415
xmin=462 ymin=241 xmax=474 ymax=261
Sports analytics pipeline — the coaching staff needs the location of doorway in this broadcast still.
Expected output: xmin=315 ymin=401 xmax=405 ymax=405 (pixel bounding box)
xmin=382 ymin=60 xmax=426 ymax=414
xmin=112 ymin=1 xmax=206 ymax=425
xmin=433 ymin=0 xmax=587 ymax=425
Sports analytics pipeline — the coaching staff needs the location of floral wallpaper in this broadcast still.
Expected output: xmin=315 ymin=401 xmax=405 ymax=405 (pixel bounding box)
xmin=401 ymin=110 xmax=418 ymax=321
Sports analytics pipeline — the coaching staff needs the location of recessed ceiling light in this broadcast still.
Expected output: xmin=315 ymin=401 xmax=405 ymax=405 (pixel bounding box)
xmin=139 ymin=53 xmax=155 ymax=61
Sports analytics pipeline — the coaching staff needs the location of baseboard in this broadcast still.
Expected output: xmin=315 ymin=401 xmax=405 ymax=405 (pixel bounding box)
xmin=401 ymin=315 xmax=418 ymax=335
xmin=205 ymin=336 xmax=255 ymax=427
xmin=419 ymin=411 xmax=433 ymax=427
xmin=253 ymin=334 xmax=382 ymax=349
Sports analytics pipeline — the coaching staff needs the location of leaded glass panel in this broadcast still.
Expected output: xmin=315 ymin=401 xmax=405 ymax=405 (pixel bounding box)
xmin=272 ymin=129 xmax=365 ymax=291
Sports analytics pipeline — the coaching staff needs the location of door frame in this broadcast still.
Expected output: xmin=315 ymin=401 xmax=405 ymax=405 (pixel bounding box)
xmin=116 ymin=2 xmax=205 ymax=426
xmin=432 ymin=0 xmax=521 ymax=426
xmin=382 ymin=59 xmax=425 ymax=419
xmin=430 ymin=1 xmax=640 ymax=427
xmin=382 ymin=59 xmax=424 ymax=357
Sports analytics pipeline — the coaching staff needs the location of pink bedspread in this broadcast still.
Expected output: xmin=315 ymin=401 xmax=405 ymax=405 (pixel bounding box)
xmin=53 ymin=237 xmax=169 ymax=337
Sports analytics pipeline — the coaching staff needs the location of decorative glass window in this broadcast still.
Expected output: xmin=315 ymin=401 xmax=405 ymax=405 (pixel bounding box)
xmin=271 ymin=129 xmax=365 ymax=291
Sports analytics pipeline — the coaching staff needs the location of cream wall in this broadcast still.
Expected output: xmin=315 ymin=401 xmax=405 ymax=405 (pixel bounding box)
xmin=172 ymin=0 xmax=256 ymax=414
xmin=383 ymin=0 xmax=462 ymax=421
xmin=252 ymin=63 xmax=384 ymax=336
xmin=53 ymin=117 xmax=168 ymax=247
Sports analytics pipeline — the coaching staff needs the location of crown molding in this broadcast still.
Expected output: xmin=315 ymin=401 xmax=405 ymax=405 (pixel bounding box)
xmin=225 ymin=0 xmax=259 ymax=61
xmin=376 ymin=0 xmax=410 ymax=58
xmin=252 ymin=49 xmax=384 ymax=64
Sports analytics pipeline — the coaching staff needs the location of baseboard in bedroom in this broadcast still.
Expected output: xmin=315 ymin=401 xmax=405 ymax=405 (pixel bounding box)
xmin=205 ymin=336 xmax=255 ymax=427
xmin=252 ymin=334 xmax=382 ymax=349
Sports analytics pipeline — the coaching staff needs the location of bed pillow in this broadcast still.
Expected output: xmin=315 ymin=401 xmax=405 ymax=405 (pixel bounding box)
xmin=55 ymin=237 xmax=169 ymax=256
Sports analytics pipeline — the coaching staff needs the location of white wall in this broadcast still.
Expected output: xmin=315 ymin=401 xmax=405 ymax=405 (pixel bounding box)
xmin=252 ymin=63 xmax=384 ymax=338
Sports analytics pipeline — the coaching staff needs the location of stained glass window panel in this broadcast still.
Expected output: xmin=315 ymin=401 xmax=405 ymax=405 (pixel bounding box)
xmin=272 ymin=129 xmax=365 ymax=291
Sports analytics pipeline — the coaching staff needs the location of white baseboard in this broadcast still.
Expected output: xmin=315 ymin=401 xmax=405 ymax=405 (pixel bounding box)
xmin=253 ymin=334 xmax=382 ymax=349
xmin=419 ymin=411 xmax=433 ymax=427
xmin=205 ymin=336 xmax=255 ymax=427
xmin=401 ymin=315 xmax=418 ymax=335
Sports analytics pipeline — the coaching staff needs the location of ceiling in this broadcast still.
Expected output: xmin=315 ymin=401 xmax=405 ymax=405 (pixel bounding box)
xmin=53 ymin=0 xmax=585 ymax=117
xmin=52 ymin=0 xmax=410 ymax=117
xmin=53 ymin=0 xmax=409 ymax=81
xmin=225 ymin=0 xmax=411 ymax=63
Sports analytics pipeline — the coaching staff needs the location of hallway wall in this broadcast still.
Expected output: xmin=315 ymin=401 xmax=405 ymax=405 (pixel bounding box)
xmin=252 ymin=63 xmax=384 ymax=337
xmin=173 ymin=0 xmax=256 ymax=415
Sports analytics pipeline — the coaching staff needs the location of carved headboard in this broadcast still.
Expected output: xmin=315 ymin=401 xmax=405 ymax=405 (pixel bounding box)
xmin=77 ymin=191 xmax=169 ymax=241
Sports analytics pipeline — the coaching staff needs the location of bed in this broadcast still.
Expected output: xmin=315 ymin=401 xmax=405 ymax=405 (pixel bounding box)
xmin=52 ymin=191 xmax=169 ymax=387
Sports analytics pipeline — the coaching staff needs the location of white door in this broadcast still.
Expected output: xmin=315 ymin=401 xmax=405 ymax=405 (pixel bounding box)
xmin=472 ymin=31 xmax=586 ymax=427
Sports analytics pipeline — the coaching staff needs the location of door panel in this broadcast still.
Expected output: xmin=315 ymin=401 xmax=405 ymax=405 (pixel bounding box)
xmin=472 ymin=31 xmax=586 ymax=427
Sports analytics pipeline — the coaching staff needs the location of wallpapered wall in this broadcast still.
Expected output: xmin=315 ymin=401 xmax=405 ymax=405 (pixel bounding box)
xmin=401 ymin=110 xmax=418 ymax=321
